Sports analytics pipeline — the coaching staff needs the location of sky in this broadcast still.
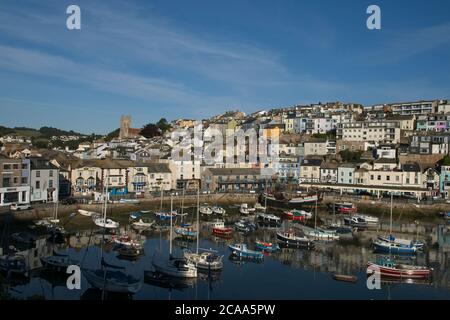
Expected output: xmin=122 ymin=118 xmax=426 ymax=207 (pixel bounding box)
xmin=0 ymin=0 xmax=449 ymax=134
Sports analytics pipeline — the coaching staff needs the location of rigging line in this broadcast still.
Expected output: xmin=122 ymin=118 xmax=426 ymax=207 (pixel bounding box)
xmin=80 ymin=229 xmax=94 ymax=267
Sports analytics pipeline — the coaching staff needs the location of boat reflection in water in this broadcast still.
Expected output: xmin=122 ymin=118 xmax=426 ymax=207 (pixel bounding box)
xmin=144 ymin=270 xmax=196 ymax=291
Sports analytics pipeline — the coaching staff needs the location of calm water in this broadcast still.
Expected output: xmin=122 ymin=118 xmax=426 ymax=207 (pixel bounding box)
xmin=1 ymin=210 xmax=450 ymax=300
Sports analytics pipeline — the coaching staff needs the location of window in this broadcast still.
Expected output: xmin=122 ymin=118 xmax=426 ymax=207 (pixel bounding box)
xmin=378 ymin=175 xmax=381 ymax=181
xmin=13 ymin=164 xmax=19 ymax=170
xmin=2 ymin=177 xmax=11 ymax=187
xmin=3 ymin=164 xmax=11 ymax=170
xmin=36 ymin=181 xmax=40 ymax=189
xmin=49 ymin=180 xmax=53 ymax=188
xmin=21 ymin=177 xmax=27 ymax=184
xmin=36 ymin=171 xmax=40 ymax=178
xmin=370 ymin=175 xmax=374 ymax=180
xmin=13 ymin=177 xmax=18 ymax=184
xmin=49 ymin=170 xmax=53 ymax=177
xmin=22 ymin=163 xmax=28 ymax=169
xmin=387 ymin=176 xmax=390 ymax=181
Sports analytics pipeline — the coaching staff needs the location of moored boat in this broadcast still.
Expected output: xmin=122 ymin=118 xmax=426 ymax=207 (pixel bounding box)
xmin=367 ymin=256 xmax=432 ymax=279
xmin=328 ymin=202 xmax=357 ymax=214
xmin=228 ymin=243 xmax=264 ymax=260
xmin=184 ymin=251 xmax=224 ymax=271
xmin=276 ymin=230 xmax=315 ymax=248
xmin=41 ymin=251 xmax=78 ymax=273
xmin=94 ymin=218 xmax=119 ymax=229
xmin=284 ymin=210 xmax=311 ymax=222
xmin=175 ymin=224 xmax=197 ymax=239
xmin=199 ymin=204 xmax=213 ymax=215
xmin=372 ymin=238 xmax=417 ymax=254
xmin=256 ymin=212 xmax=281 ymax=225
xmin=212 ymin=206 xmax=226 ymax=215
xmin=254 ymin=240 xmax=280 ymax=252
xmin=344 ymin=216 xmax=368 ymax=229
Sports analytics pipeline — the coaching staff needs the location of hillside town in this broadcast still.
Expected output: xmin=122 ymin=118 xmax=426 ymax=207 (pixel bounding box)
xmin=1 ymin=99 xmax=450 ymax=207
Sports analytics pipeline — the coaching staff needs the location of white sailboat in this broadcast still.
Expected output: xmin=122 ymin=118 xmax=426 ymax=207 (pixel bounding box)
xmin=185 ymin=188 xmax=224 ymax=271
xmin=94 ymin=173 xmax=119 ymax=229
xmin=152 ymin=193 xmax=198 ymax=278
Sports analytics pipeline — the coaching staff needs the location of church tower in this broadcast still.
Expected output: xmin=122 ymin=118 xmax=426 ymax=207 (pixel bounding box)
xmin=120 ymin=115 xmax=131 ymax=139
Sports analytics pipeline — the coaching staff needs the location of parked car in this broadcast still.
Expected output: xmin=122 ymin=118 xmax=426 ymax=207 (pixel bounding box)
xmin=10 ymin=204 xmax=32 ymax=211
xmin=61 ymin=197 xmax=78 ymax=205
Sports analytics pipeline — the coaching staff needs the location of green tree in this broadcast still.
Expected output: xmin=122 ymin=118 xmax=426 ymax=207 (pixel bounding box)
xmin=156 ymin=118 xmax=171 ymax=133
xmin=442 ymin=155 xmax=450 ymax=165
xmin=140 ymin=123 xmax=161 ymax=138
xmin=339 ymin=150 xmax=363 ymax=163
xmin=105 ymin=128 xmax=120 ymax=141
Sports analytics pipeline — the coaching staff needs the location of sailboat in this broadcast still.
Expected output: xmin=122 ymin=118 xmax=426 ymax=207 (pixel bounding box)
xmin=301 ymin=193 xmax=339 ymax=241
xmin=373 ymin=193 xmax=420 ymax=254
xmin=154 ymin=187 xmax=177 ymax=220
xmin=152 ymin=193 xmax=198 ymax=278
xmin=185 ymin=188 xmax=224 ymax=271
xmin=41 ymin=250 xmax=78 ymax=273
xmin=255 ymin=186 xmax=280 ymax=253
xmin=83 ymin=186 xmax=142 ymax=295
xmin=94 ymin=174 xmax=119 ymax=229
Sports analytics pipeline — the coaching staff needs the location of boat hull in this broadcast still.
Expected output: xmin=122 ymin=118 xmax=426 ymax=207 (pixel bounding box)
xmin=367 ymin=262 xmax=431 ymax=279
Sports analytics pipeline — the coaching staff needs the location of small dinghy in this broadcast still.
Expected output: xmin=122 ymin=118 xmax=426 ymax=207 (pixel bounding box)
xmin=94 ymin=218 xmax=119 ymax=229
xmin=132 ymin=219 xmax=154 ymax=230
xmin=78 ymin=209 xmax=97 ymax=217
xmin=332 ymin=274 xmax=358 ymax=283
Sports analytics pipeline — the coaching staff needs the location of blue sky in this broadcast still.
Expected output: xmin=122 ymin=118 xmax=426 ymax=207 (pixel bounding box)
xmin=0 ymin=0 xmax=449 ymax=134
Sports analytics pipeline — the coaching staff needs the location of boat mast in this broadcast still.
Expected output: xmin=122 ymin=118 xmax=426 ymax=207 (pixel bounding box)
xmin=389 ymin=192 xmax=393 ymax=236
xmin=160 ymin=185 xmax=163 ymax=211
xmin=196 ymin=187 xmax=200 ymax=255
xmin=181 ymin=186 xmax=185 ymax=215
xmin=314 ymin=191 xmax=318 ymax=230
xmin=169 ymin=192 xmax=173 ymax=257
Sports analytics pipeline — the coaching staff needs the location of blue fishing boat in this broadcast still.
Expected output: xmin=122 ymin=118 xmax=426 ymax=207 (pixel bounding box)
xmin=372 ymin=239 xmax=417 ymax=254
xmin=175 ymin=224 xmax=197 ymax=238
xmin=255 ymin=241 xmax=280 ymax=253
xmin=228 ymin=243 xmax=264 ymax=260
xmin=377 ymin=234 xmax=424 ymax=250
xmin=155 ymin=211 xmax=177 ymax=221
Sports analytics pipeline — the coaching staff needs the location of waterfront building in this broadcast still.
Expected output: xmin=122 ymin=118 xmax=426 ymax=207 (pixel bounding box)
xmin=0 ymin=156 xmax=30 ymax=206
xmin=29 ymin=157 xmax=59 ymax=203
xmin=299 ymin=158 xmax=323 ymax=183
xmin=440 ymin=165 xmax=450 ymax=198
xmin=201 ymin=167 xmax=270 ymax=192
xmin=337 ymin=163 xmax=356 ymax=184
xmin=320 ymin=162 xmax=338 ymax=183
xmin=128 ymin=163 xmax=172 ymax=193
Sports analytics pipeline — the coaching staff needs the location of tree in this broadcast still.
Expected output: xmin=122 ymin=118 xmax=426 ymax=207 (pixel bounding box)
xmin=140 ymin=123 xmax=161 ymax=138
xmin=156 ymin=118 xmax=171 ymax=133
xmin=339 ymin=150 xmax=363 ymax=163
xmin=105 ymin=128 xmax=120 ymax=142
xmin=442 ymin=155 xmax=450 ymax=166
xmin=32 ymin=138 xmax=49 ymax=149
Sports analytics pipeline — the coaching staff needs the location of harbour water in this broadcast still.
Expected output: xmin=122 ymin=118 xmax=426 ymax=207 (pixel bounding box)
xmin=1 ymin=207 xmax=450 ymax=300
